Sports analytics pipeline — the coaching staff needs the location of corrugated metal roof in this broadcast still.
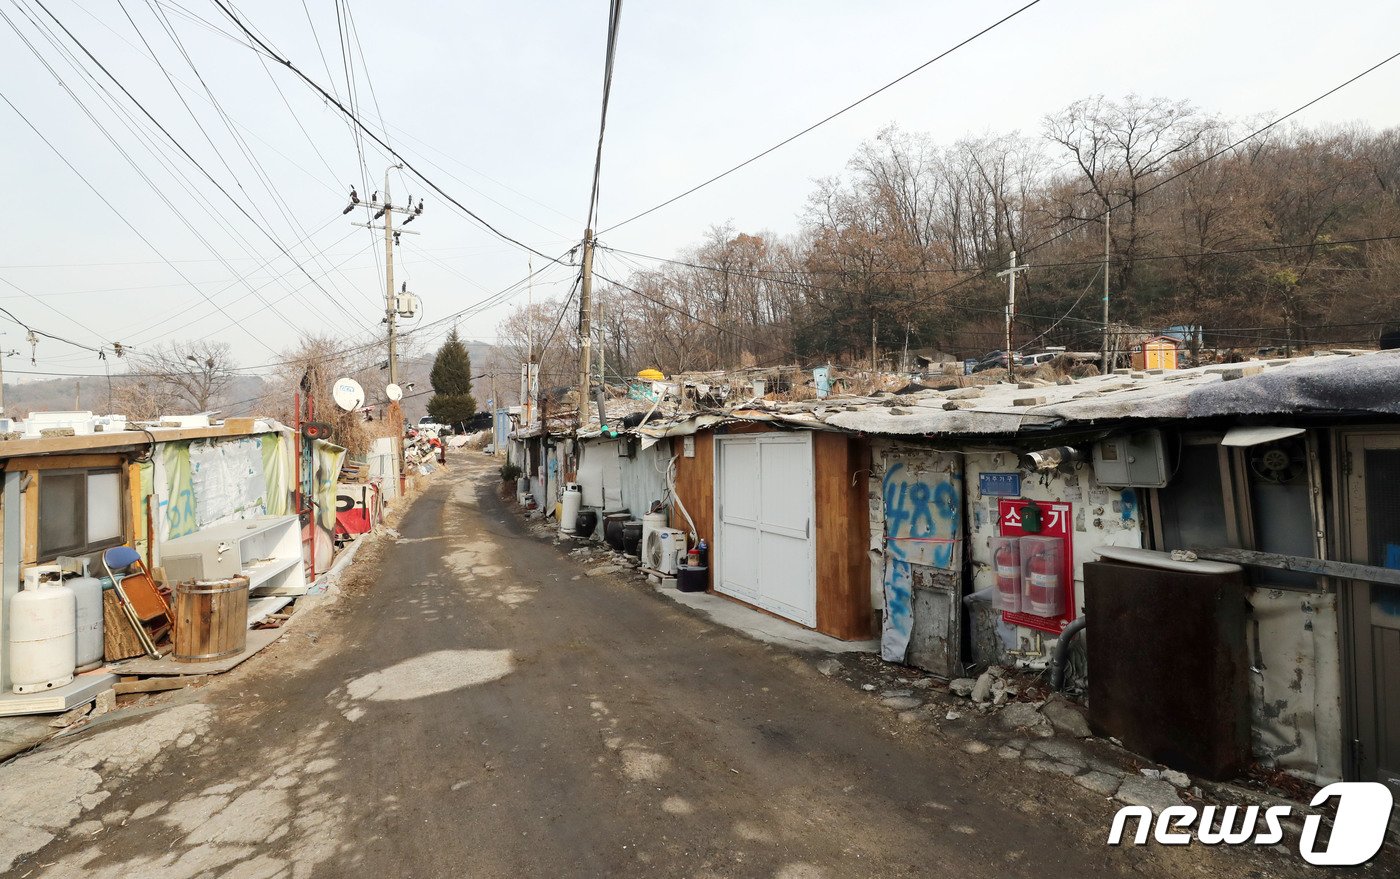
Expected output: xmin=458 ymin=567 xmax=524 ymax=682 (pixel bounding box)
xmin=629 ymin=350 xmax=1400 ymax=440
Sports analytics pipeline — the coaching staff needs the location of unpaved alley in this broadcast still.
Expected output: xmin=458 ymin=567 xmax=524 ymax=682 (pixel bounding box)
xmin=0 ymin=457 xmax=1313 ymax=878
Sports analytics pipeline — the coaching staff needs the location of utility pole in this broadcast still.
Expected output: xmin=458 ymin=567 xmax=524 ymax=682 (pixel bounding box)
xmin=997 ymin=250 xmax=1030 ymax=381
xmin=1101 ymin=208 xmax=1111 ymax=372
xmin=346 ymin=163 xmax=422 ymax=491
xmin=595 ymin=300 xmax=607 ymax=427
xmin=870 ymin=307 xmax=878 ymax=373
xmin=577 ymin=229 xmax=595 ymax=425
xmin=524 ymin=257 xmax=534 ymax=428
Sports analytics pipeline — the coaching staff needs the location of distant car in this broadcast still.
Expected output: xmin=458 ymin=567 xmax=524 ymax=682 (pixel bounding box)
xmin=483 ymin=444 xmax=495 ymax=455
xmin=1022 ymin=352 xmax=1060 ymax=368
xmin=971 ymin=351 xmax=1020 ymax=373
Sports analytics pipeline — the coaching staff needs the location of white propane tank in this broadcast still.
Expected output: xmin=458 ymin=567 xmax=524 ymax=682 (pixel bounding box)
xmin=517 ymin=476 xmax=530 ymax=505
xmin=69 ymin=560 xmax=104 ymax=673
xmin=560 ymin=483 xmax=582 ymax=534
xmin=11 ymin=566 xmax=77 ymax=693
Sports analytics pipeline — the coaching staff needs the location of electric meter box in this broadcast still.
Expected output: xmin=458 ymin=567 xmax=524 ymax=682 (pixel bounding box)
xmin=989 ymin=536 xmax=1022 ymax=614
xmin=1091 ymin=429 xmax=1169 ymax=487
xmin=1019 ymin=536 xmax=1065 ymax=618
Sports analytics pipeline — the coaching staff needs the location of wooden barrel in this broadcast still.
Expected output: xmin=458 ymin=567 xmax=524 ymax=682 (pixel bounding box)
xmin=174 ymin=576 xmax=249 ymax=662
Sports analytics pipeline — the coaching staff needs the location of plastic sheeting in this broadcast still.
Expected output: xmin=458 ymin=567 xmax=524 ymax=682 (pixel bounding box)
xmin=190 ymin=437 xmax=269 ymax=530
xmin=577 ymin=440 xmax=622 ymax=509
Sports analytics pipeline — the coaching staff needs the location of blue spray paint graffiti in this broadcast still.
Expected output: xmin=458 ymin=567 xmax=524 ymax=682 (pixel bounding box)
xmin=882 ymin=462 xmax=961 ymax=569
xmin=1119 ymin=488 xmax=1137 ymax=522
xmin=882 ymin=558 xmax=913 ymax=662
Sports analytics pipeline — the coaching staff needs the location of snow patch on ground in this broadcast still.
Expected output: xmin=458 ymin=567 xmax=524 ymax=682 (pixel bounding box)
xmin=344 ymin=649 xmax=515 ymax=704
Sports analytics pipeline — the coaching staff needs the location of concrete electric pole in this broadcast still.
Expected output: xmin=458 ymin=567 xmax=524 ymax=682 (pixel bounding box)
xmin=997 ymin=250 xmax=1030 ymax=380
xmin=346 ymin=163 xmax=423 ymax=489
xmin=577 ymin=229 xmax=595 ymax=425
xmin=1101 ymin=208 xmax=1111 ymax=372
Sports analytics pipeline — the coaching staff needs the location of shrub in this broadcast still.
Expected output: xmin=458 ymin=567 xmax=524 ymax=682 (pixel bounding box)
xmin=499 ymin=463 xmax=522 ymax=482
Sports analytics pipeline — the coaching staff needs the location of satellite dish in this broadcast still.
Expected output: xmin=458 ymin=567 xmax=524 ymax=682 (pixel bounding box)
xmin=385 ymin=382 xmax=404 ymax=402
xmin=331 ymin=377 xmax=365 ymax=411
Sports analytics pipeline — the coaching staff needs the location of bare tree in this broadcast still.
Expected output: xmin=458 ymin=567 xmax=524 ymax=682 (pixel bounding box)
xmin=1044 ymin=95 xmax=1212 ymax=293
xmin=129 ymin=340 xmax=236 ymax=414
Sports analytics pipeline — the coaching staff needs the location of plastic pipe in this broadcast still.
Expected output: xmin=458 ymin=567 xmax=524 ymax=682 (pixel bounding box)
xmin=1050 ymin=615 xmax=1088 ymax=691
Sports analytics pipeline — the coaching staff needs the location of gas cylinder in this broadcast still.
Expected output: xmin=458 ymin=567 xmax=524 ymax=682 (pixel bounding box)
xmin=1025 ymin=542 xmax=1063 ymax=617
xmin=10 ymin=566 xmax=77 ymax=693
xmin=560 ymin=483 xmax=582 ymax=533
xmin=69 ymin=560 xmax=104 ymax=672
xmin=993 ymin=540 xmax=1021 ymax=613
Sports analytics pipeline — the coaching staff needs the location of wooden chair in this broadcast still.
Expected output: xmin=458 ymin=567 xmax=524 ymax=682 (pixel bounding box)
xmin=103 ymin=546 xmax=172 ymax=658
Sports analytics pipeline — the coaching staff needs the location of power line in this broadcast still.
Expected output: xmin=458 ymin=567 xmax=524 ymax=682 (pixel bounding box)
xmin=887 ymin=47 xmax=1400 ymax=316
xmin=600 ymin=233 xmax=1400 ymax=279
xmin=599 ymin=0 xmax=1046 ymax=234
xmin=586 ymin=0 xmax=623 ymax=230
xmin=32 ymin=0 xmax=377 ymax=333
xmin=0 ymin=77 xmax=280 ymax=355
xmin=210 ymin=0 xmax=573 ymax=268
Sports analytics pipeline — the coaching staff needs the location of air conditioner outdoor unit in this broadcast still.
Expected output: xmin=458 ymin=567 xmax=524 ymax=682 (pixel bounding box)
xmin=645 ymin=528 xmax=687 ymax=576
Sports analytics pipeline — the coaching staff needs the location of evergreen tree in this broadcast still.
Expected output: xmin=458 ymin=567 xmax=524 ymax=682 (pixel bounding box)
xmin=426 ymin=328 xmax=477 ymax=430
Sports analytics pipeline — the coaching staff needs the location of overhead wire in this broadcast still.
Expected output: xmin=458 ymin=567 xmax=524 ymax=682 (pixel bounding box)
xmin=29 ymin=0 xmax=378 ymax=333
xmin=211 ymin=0 xmax=574 ymax=268
xmin=11 ymin=2 xmax=361 ymax=344
xmin=585 ymin=0 xmax=623 ymax=231
xmin=599 ymin=0 xmax=1046 ymax=234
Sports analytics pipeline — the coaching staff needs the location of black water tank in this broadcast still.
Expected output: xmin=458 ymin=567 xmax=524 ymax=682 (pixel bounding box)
xmin=1085 ymin=547 xmax=1250 ymax=780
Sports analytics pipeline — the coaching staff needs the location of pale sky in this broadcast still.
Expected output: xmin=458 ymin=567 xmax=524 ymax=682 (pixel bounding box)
xmin=2 ymin=0 xmax=1398 ymax=385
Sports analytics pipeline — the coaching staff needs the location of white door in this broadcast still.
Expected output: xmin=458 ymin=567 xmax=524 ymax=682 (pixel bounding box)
xmin=716 ymin=434 xmax=816 ymax=626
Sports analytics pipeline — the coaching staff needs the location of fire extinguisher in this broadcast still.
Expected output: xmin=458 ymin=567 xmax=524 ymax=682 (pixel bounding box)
xmin=994 ymin=541 xmax=1020 ymax=613
xmin=1026 ymin=544 xmax=1062 ymax=617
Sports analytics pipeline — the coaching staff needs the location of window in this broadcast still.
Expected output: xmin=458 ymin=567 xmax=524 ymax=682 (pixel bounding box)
xmin=38 ymin=469 xmax=124 ymax=559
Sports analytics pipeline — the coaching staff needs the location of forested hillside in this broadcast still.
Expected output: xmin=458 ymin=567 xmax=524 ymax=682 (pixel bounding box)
xmin=500 ymin=95 xmax=1400 ymax=379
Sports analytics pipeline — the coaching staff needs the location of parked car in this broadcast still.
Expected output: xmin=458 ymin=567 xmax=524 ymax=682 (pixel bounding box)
xmin=971 ymin=351 xmax=1021 ymax=373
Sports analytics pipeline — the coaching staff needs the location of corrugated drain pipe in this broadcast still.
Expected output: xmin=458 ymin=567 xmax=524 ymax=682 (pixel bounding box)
xmin=1050 ymin=615 xmax=1087 ymax=691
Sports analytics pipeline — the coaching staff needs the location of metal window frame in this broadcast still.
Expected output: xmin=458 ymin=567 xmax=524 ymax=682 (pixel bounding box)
xmin=1331 ymin=426 xmax=1400 ymax=782
xmin=1229 ymin=431 xmax=1327 ymax=591
xmin=36 ymin=467 xmax=126 ymax=561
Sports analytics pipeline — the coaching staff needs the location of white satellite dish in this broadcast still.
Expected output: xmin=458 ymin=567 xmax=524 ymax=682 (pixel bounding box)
xmin=385 ymin=382 xmax=404 ymax=402
xmin=331 ymin=377 xmax=365 ymax=411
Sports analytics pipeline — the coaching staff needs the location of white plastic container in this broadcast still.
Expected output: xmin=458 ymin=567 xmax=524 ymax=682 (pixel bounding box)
xmin=560 ymin=483 xmax=582 ymax=533
xmin=69 ymin=560 xmax=104 ymax=672
xmin=11 ymin=567 xmax=77 ymax=693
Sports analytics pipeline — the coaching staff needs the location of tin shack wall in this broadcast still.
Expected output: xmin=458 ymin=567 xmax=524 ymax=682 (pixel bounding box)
xmin=963 ymin=451 xmax=1143 ymax=665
